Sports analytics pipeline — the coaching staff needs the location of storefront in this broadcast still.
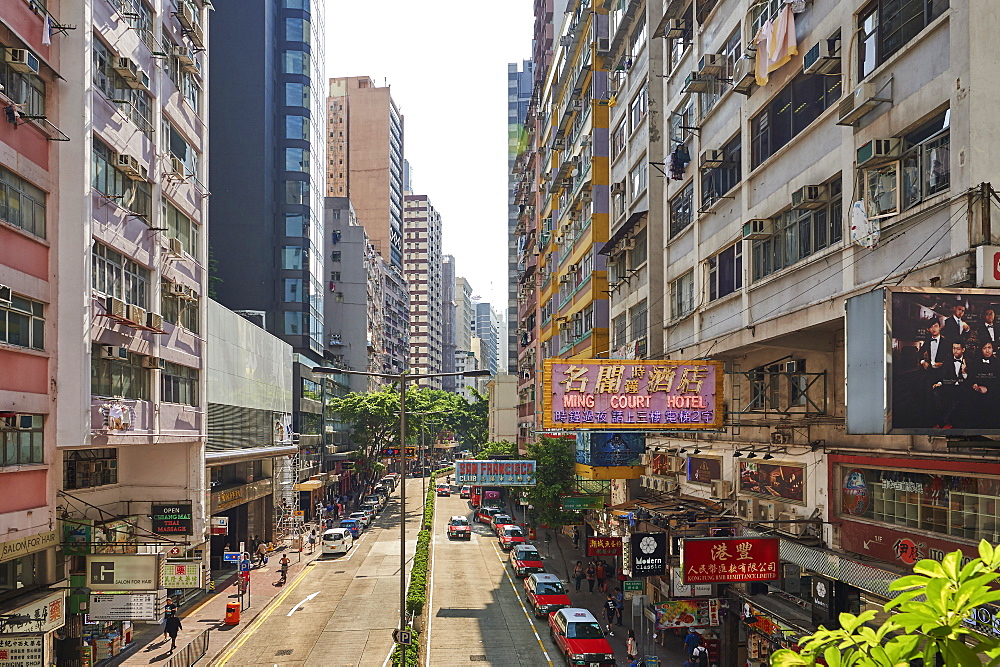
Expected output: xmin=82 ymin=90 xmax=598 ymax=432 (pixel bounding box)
xmin=0 ymin=589 xmax=66 ymax=667
xmin=292 ymin=479 xmax=324 ymax=520
xmin=734 ymin=597 xmax=809 ymax=667
xmin=209 ymin=478 xmax=274 ymax=567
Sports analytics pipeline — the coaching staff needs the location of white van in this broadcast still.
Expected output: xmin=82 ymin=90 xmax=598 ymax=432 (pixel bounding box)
xmin=321 ymin=528 xmax=354 ymax=555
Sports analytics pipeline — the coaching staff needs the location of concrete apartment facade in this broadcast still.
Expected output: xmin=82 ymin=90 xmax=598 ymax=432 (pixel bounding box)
xmin=508 ymin=60 xmax=534 ymax=373
xmin=403 ymin=193 xmax=445 ymax=388
xmin=441 ymin=254 xmax=458 ymax=390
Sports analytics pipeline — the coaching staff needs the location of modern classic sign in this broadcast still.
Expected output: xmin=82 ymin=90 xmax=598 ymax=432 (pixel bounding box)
xmin=543 ymin=359 xmax=723 ymax=430
xmin=630 ymin=531 xmax=667 ymax=577
xmin=85 ymin=554 xmax=160 ymax=591
xmin=681 ymin=537 xmax=780 ymax=584
xmin=151 ymin=503 xmax=193 ymax=535
xmin=455 ymin=460 xmax=537 ymax=486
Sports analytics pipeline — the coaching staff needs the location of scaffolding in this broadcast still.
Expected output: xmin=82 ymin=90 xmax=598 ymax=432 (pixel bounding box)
xmin=273 ymin=454 xmax=302 ymax=542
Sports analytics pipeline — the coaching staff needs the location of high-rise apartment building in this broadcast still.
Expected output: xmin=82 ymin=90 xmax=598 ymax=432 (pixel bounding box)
xmin=326 ymin=76 xmax=404 ymax=269
xmin=508 ymin=60 xmax=534 ymax=373
xmin=380 ymin=260 xmax=410 ymax=375
xmin=475 ymin=302 xmax=503 ymax=377
xmin=403 ymin=193 xmax=445 ymax=387
xmin=455 ymin=277 xmax=476 ymax=352
xmin=441 ymin=255 xmax=458 ymax=390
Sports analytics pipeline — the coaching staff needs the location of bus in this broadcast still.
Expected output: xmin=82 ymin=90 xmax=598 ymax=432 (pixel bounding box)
xmin=471 ymin=486 xmax=503 ymax=509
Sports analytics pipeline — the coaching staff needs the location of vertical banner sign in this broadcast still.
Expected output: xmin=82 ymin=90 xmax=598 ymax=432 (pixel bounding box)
xmin=151 ymin=503 xmax=193 ymax=535
xmin=681 ymin=537 xmax=780 ymax=584
xmin=630 ymin=532 xmax=667 ymax=577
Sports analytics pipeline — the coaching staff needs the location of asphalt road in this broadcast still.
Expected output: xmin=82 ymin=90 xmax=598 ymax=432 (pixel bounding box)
xmin=424 ymin=489 xmax=559 ymax=666
xmin=210 ymin=479 xmax=424 ymax=667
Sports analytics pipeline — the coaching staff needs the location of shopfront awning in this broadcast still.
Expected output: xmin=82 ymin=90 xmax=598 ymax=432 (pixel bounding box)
xmin=292 ymin=480 xmax=324 ymax=492
xmin=206 ymin=445 xmax=299 ymax=467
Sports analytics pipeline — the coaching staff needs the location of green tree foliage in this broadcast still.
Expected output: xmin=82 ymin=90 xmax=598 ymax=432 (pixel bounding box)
xmin=771 ymin=540 xmax=1000 ymax=667
xmin=523 ymin=436 xmax=580 ymax=529
xmin=475 ymin=440 xmax=517 ymax=459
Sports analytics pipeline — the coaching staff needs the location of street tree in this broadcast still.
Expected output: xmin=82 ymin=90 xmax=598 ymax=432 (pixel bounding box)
xmin=523 ymin=436 xmax=579 ymax=529
xmin=475 ymin=440 xmax=517 ymax=459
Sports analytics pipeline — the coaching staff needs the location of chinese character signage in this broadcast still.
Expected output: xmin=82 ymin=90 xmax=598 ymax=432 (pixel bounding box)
xmin=0 ymin=635 xmax=44 ymax=667
xmin=455 ymin=460 xmax=537 ymax=486
xmin=163 ymin=561 xmax=203 ymax=588
xmin=682 ymin=537 xmax=780 ymax=584
xmin=653 ymin=598 xmax=721 ymax=629
xmin=151 ymin=503 xmax=193 ymax=535
xmin=687 ymin=457 xmax=722 ymax=485
xmin=561 ymin=495 xmax=604 ymax=511
xmin=739 ymin=461 xmax=804 ymax=503
xmin=586 ymin=536 xmax=623 ymax=557
xmin=838 ymin=514 xmax=979 ymax=566
xmin=88 ymin=592 xmax=164 ymax=621
xmin=543 ymin=359 xmax=724 ymax=430
xmin=0 ymin=591 xmax=65 ymax=635
xmin=630 ymin=531 xmax=667 ymax=577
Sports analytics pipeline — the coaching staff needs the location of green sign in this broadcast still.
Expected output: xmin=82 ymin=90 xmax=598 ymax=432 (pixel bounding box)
xmin=560 ymin=495 xmax=603 ymax=511
xmin=623 ymin=580 xmax=643 ymax=592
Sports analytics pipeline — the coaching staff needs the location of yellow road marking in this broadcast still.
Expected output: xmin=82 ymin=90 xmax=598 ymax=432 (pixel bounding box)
xmin=212 ymin=561 xmax=316 ymax=666
xmin=493 ymin=543 xmax=554 ymax=666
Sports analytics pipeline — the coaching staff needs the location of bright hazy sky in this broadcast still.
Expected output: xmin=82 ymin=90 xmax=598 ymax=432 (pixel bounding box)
xmin=324 ymin=0 xmax=534 ymax=314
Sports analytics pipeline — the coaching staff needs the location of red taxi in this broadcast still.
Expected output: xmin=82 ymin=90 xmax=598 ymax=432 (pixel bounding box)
xmin=548 ymin=608 xmax=616 ymax=667
xmin=509 ymin=544 xmax=544 ymax=577
xmin=447 ymin=516 xmax=472 ymax=540
xmin=525 ymin=573 xmax=571 ymax=618
xmin=499 ymin=524 xmax=526 ymax=550
xmin=475 ymin=506 xmax=502 ymax=524
xmin=490 ymin=513 xmax=514 ymax=536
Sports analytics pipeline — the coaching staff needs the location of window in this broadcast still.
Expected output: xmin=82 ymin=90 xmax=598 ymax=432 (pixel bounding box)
xmin=283 ymin=0 xmax=309 ymax=7
xmin=900 ymin=111 xmax=950 ymax=210
xmin=701 ymin=29 xmax=741 ymax=114
xmin=64 ymin=449 xmax=118 ymax=490
xmin=670 ymin=271 xmax=695 ymax=320
xmin=91 ymin=345 xmax=149 ymax=400
xmin=1 ymin=415 xmax=42 ymax=466
xmin=284 ymin=278 xmax=304 ymax=302
xmin=331 ymin=251 xmax=342 ymax=262
xmin=0 ymin=166 xmax=46 ymax=238
xmin=0 ymin=43 xmax=45 ymax=117
xmin=282 ymin=51 xmax=310 ymax=76
xmin=161 ymin=119 xmax=199 ymax=179
xmin=670 ymin=98 xmax=695 ymax=145
xmin=667 ymin=3 xmax=694 ymax=72
xmin=629 ymin=84 xmax=648 ymax=133
xmin=92 ymin=139 xmax=151 ymax=219
xmin=669 ymin=182 xmax=694 ymax=237
xmin=284 ymin=311 xmax=305 ymax=335
xmin=92 ymin=243 xmax=150 ymax=308
xmin=160 ymin=281 xmax=199 ymax=332
xmin=285 ymin=115 xmax=309 ymax=140
xmin=285 ymin=147 xmax=310 ymax=173
xmin=284 ymin=17 xmax=311 ymax=43
xmin=92 ymin=39 xmax=152 ymax=135
xmin=285 ymin=82 xmax=310 ymax=108
xmin=162 ymin=199 xmax=200 ymax=257
xmin=629 ymin=160 xmax=647 ymax=200
xmin=629 ymin=228 xmax=647 ymax=269
xmin=285 ymin=179 xmax=309 ymax=205
xmin=629 ymin=16 xmax=648 ymax=59
xmin=858 ymin=0 xmax=949 ymax=81
xmin=0 ymin=293 xmax=44 ymax=350
xmin=708 ymin=243 xmax=742 ymax=301
xmin=629 ymin=300 xmax=647 ymax=343
xmin=282 ymin=246 xmax=305 ymax=269
xmin=752 ymin=178 xmax=843 ymax=281
xmin=612 ymin=314 xmax=627 ymax=348
xmin=749 ymin=72 xmax=843 ymax=168
xmin=161 ymin=362 xmax=198 ymax=406
xmin=701 ymin=134 xmax=741 ymax=207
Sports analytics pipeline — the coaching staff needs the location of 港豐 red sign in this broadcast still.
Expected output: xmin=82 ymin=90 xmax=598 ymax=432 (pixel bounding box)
xmin=681 ymin=537 xmax=780 ymax=584
xmin=586 ymin=536 xmax=622 ymax=557
xmin=543 ymin=359 xmax=723 ymax=430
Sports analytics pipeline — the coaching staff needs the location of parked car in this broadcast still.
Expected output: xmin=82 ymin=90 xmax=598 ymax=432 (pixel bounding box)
xmin=548 ymin=608 xmax=616 ymax=666
xmin=447 ymin=516 xmax=472 ymax=539
xmin=361 ymin=501 xmax=381 ymax=517
xmin=338 ymin=518 xmax=362 ymax=539
xmin=321 ymin=528 xmax=354 ymax=555
xmin=509 ymin=544 xmax=545 ymax=577
xmin=499 ymin=525 xmax=526 ymax=550
xmin=491 ymin=513 xmax=515 ymax=535
xmin=349 ymin=511 xmax=371 ymax=528
xmin=525 ymin=573 xmax=571 ymax=618
xmin=475 ymin=506 xmax=502 ymax=524
xmin=460 ymin=485 xmax=472 ymax=499
xmin=372 ymin=483 xmax=389 ymax=498
xmin=365 ymin=494 xmax=386 ymax=510
xmin=436 ymin=484 xmax=451 ymax=497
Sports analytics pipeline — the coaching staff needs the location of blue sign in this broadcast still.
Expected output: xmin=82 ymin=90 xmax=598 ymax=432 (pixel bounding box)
xmin=575 ymin=432 xmax=644 ymax=467
xmin=239 ymin=558 xmax=251 ymax=571
xmin=223 ymin=552 xmax=240 ymax=563
xmin=455 ymin=460 xmax=537 ymax=486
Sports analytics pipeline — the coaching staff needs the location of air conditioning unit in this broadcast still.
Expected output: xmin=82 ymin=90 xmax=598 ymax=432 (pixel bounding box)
xmin=559 ymin=274 xmax=572 ymax=284
xmin=778 ymin=511 xmax=807 ymax=535
xmin=700 ymin=149 xmax=725 ymax=169
xmin=105 ymin=296 xmax=127 ymax=319
xmin=553 ymin=234 xmax=564 ymax=245
xmin=142 ymin=356 xmax=165 ymax=369
xmin=666 ymin=19 xmax=689 ymax=39
xmin=738 ymin=498 xmax=757 ymax=521
xmin=757 ymin=500 xmax=782 ymax=522
xmin=116 ymin=153 xmax=143 ymax=180
xmin=114 ymin=56 xmax=139 ymax=82
xmin=742 ymin=219 xmax=773 ymax=240
xmin=668 ymin=456 xmax=686 ymax=473
xmin=169 ymin=156 xmax=185 ymax=177
xmin=567 ymin=263 xmax=579 ymax=272
xmin=553 ymin=139 xmax=565 ymax=150
xmin=732 ymin=56 xmax=755 ymax=94
xmin=146 ymin=312 xmax=163 ymax=331
xmin=785 ymin=360 xmax=804 ymax=373
xmin=0 ymin=285 xmax=10 ymax=307
xmin=175 ymin=2 xmax=195 ymax=30
xmin=838 ymin=81 xmax=886 ymax=126
xmin=167 ymin=237 xmax=184 ymax=256
xmin=189 ymin=23 xmax=205 ymax=49
xmin=579 ymin=190 xmax=592 ymax=204
xmin=682 ymin=72 xmax=712 ymax=94
xmin=639 ymin=453 xmax=651 ymax=466
xmin=857 ymin=138 xmax=901 ymax=167
xmin=127 ymin=304 xmax=146 ymax=325
xmin=610 ymin=182 xmax=625 ymax=195
xmin=168 ymin=282 xmax=187 ymax=297
xmin=803 ymin=40 xmax=840 ymax=75
xmin=640 ymin=475 xmax=653 ymax=489
xmin=5 ymin=48 xmax=40 ymax=75
xmin=664 ymin=478 xmax=679 ymax=493
xmin=596 ymin=37 xmax=610 ymax=54
xmin=699 ymin=53 xmax=725 ymax=76
xmin=101 ymin=345 xmax=129 ymax=361
xmin=173 ymin=45 xmax=196 ymax=67
xmin=770 ymin=430 xmax=790 ymax=445
xmin=710 ymin=480 xmax=732 ymax=499
xmin=791 ymin=184 xmax=828 ymax=210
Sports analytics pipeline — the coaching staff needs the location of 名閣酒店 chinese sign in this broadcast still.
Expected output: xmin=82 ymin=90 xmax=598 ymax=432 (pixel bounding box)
xmin=681 ymin=537 xmax=780 ymax=584
xmin=543 ymin=359 xmax=723 ymax=430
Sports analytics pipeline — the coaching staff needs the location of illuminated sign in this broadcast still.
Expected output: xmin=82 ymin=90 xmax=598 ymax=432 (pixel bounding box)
xmin=151 ymin=503 xmax=193 ymax=535
xmin=681 ymin=537 xmax=780 ymax=584
xmin=455 ymin=460 xmax=536 ymax=486
xmin=653 ymin=598 xmax=721 ymax=629
xmin=586 ymin=536 xmax=622 ymax=557
xmin=630 ymin=532 xmax=667 ymax=577
xmin=543 ymin=359 xmax=723 ymax=430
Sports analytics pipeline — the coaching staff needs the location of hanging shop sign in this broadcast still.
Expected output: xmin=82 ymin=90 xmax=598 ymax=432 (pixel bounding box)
xmin=0 ymin=591 xmax=66 ymax=635
xmin=88 ymin=592 xmax=164 ymax=621
xmin=629 ymin=532 xmax=667 ymax=577
xmin=670 ymin=566 xmax=712 ymax=597
xmin=965 ymin=604 xmax=1000 ymax=639
xmin=85 ymin=554 xmax=160 ymax=592
xmin=586 ymin=536 xmax=622 ymax=557
xmin=0 ymin=530 xmax=58 ymax=564
xmin=839 ymin=517 xmax=977 ymax=567
xmin=681 ymin=537 xmax=780 ymax=584
xmin=0 ymin=635 xmax=44 ymax=667
xmin=93 ymin=518 xmax=140 ymax=554
xmin=163 ymin=561 xmax=203 ymax=588
xmin=210 ymin=516 xmax=229 ymax=536
xmin=653 ymin=598 xmax=722 ymax=629
xmin=151 ymin=503 xmax=193 ymax=535
xmin=62 ymin=520 xmax=93 ymax=556
xmin=542 ymin=359 xmax=724 ymax=430
xmin=455 ymin=460 xmax=537 ymax=486
xmin=561 ymin=495 xmax=604 ymax=511
xmin=686 ymin=457 xmax=722 ymax=485
xmin=739 ymin=461 xmax=805 ymax=503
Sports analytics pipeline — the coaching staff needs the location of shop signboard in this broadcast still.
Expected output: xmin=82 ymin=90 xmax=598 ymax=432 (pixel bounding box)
xmin=670 ymin=566 xmax=712 ymax=597
xmin=653 ymin=598 xmax=721 ymax=629
xmin=561 ymin=495 xmax=603 ymax=511
xmin=455 ymin=460 xmax=537 ymax=486
xmin=623 ymin=580 xmax=643 ymax=592
xmin=575 ymin=432 xmax=644 ymax=467
xmin=629 ymin=532 xmax=667 ymax=577
xmin=965 ymin=604 xmax=1000 ymax=639
xmin=222 ymin=551 xmax=241 ymax=563
xmin=739 ymin=461 xmax=804 ymax=503
xmin=151 ymin=503 xmax=193 ymax=535
xmin=163 ymin=561 xmax=203 ymax=588
xmin=210 ymin=478 xmax=273 ymax=514
xmin=93 ymin=517 xmax=139 ymax=554
xmin=542 ymin=359 xmax=724 ymax=430
xmin=88 ymin=592 xmax=163 ymax=621
xmin=681 ymin=537 xmax=780 ymax=584
xmin=63 ymin=520 xmax=93 ymax=556
xmin=0 ymin=591 xmax=66 ymax=635
xmin=0 ymin=635 xmax=44 ymax=667
xmin=0 ymin=530 xmax=58 ymax=564
xmin=210 ymin=516 xmax=229 ymax=536
xmin=85 ymin=554 xmax=160 ymax=592
xmin=686 ymin=457 xmax=722 ymax=485
xmin=586 ymin=536 xmax=622 ymax=557
xmin=811 ymin=575 xmax=835 ymax=625
xmin=839 ymin=518 xmax=978 ymax=566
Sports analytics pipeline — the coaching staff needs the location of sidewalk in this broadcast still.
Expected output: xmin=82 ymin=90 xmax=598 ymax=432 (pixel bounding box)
xmin=109 ymin=538 xmax=325 ymax=666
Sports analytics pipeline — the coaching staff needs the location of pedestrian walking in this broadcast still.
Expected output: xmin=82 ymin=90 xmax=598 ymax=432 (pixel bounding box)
xmin=585 ymin=561 xmax=597 ymax=593
xmin=684 ymin=629 xmax=701 ymax=657
xmin=596 ymin=559 xmax=607 ymax=593
xmin=626 ymin=629 xmax=638 ymax=662
xmin=692 ymin=644 xmax=709 ymax=667
xmin=307 ymin=529 xmax=317 ymax=554
xmin=255 ymin=541 xmax=268 ymax=567
xmin=603 ymin=593 xmax=617 ymax=636
xmin=572 ymin=526 xmax=580 ymax=549
xmin=164 ymin=614 xmax=182 ymax=651
xmin=572 ymin=561 xmax=584 ymax=592
xmin=161 ymin=597 xmax=177 ymax=640
xmin=613 ymin=587 xmax=624 ymax=626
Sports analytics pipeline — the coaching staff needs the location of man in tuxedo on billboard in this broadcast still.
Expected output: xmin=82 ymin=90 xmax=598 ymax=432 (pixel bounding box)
xmin=931 ymin=341 xmax=968 ymax=428
xmin=942 ymin=304 xmax=971 ymax=342
xmin=970 ymin=340 xmax=998 ymax=428
xmin=978 ymin=309 xmax=997 ymax=347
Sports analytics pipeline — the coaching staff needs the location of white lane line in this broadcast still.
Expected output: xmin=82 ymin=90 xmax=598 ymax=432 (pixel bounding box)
xmin=492 ymin=542 xmax=554 ymax=666
xmin=286 ymin=591 xmax=320 ymax=616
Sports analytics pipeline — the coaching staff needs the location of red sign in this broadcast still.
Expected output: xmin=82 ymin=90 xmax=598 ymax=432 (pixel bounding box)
xmin=587 ymin=536 xmax=623 ymax=557
xmin=839 ymin=519 xmax=978 ymax=566
xmin=681 ymin=538 xmax=780 ymax=584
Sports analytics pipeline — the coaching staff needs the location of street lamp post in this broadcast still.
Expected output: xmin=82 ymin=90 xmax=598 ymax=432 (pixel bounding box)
xmin=313 ymin=366 xmax=490 ymax=662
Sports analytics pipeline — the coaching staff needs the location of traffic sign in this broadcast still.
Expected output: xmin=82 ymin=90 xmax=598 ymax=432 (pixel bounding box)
xmin=167 ymin=545 xmax=182 ymax=556
xmin=623 ymin=580 xmax=643 ymax=592
xmin=239 ymin=559 xmax=251 ymax=572
xmin=223 ymin=551 xmax=240 ymax=563
xmin=397 ymin=629 xmax=412 ymax=646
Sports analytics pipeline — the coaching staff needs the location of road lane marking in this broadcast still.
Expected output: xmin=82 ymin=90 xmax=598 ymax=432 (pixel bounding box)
xmin=212 ymin=561 xmax=316 ymax=666
xmin=286 ymin=591 xmax=320 ymax=616
xmin=492 ymin=543 xmax=554 ymax=666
